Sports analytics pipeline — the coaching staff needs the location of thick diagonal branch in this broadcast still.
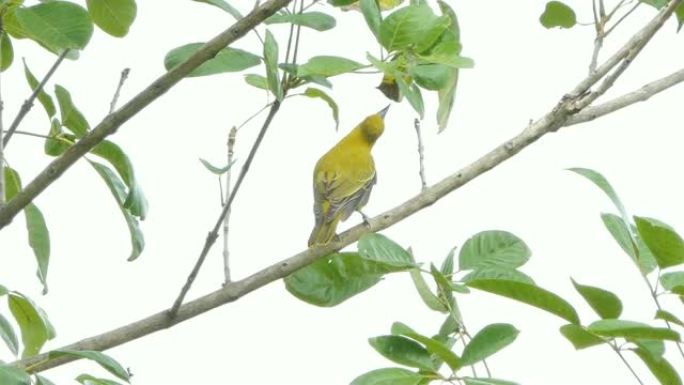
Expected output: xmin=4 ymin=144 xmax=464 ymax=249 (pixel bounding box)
xmin=0 ymin=0 xmax=293 ymax=230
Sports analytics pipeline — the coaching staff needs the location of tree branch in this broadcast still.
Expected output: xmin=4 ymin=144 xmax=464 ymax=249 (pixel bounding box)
xmin=413 ymin=118 xmax=427 ymax=190
xmin=0 ymin=0 xmax=294 ymax=230
xmin=223 ymin=126 xmax=237 ymax=284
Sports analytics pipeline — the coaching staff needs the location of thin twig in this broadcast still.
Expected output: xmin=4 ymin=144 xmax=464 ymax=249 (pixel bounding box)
xmin=641 ymin=273 xmax=684 ymax=359
xmin=223 ymin=126 xmax=237 ymax=284
xmin=413 ymin=118 xmax=427 ymax=190
xmin=605 ymin=2 xmax=642 ymax=37
xmin=169 ymin=101 xmax=281 ymax=316
xmin=0 ymin=30 xmax=5 ymax=205
xmin=610 ymin=343 xmax=645 ymax=385
xmin=3 ymin=130 xmax=55 ymax=141
xmin=589 ymin=0 xmax=604 ymax=75
xmin=109 ymin=68 xmax=130 ymax=114
xmin=3 ymin=51 xmax=69 ymax=147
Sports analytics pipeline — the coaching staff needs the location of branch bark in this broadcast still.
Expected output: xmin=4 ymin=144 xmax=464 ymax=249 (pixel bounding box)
xmin=0 ymin=0 xmax=294 ymax=230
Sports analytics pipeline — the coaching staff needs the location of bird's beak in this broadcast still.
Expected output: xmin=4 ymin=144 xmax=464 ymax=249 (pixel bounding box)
xmin=378 ymin=104 xmax=390 ymax=119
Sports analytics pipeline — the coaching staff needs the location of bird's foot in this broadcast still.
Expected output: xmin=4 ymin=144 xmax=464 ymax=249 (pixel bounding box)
xmin=358 ymin=210 xmax=371 ymax=228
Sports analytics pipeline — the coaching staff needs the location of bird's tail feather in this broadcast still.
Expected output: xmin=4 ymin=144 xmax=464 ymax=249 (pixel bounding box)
xmin=308 ymin=215 xmax=341 ymax=246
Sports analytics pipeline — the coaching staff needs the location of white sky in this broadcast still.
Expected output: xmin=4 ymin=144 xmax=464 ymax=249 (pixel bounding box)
xmin=2 ymin=0 xmax=684 ymax=384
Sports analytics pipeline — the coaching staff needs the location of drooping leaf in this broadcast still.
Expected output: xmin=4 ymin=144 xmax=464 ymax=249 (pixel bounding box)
xmin=244 ymin=74 xmax=268 ymax=90
xmin=635 ymin=216 xmax=684 ymax=269
xmin=395 ymin=75 xmax=424 ymax=118
xmin=571 ymin=279 xmax=622 ymax=319
xmin=89 ymin=161 xmax=145 ymax=261
xmin=633 ymin=347 xmax=682 ymax=385
xmin=75 ymin=374 xmax=123 ymax=385
xmin=199 ymin=158 xmax=236 ymax=175
xmin=8 ymin=292 xmax=55 ymax=358
xmin=192 ymin=0 xmax=242 ymax=20
xmin=655 ymin=310 xmax=684 ymax=327
xmin=568 ymin=168 xmax=629 ymax=225
xmin=466 ymin=279 xmax=580 ymax=324
xmin=14 ymin=1 xmax=94 ymax=53
xmin=265 ymin=11 xmax=336 ymax=31
xmin=461 ymin=323 xmax=519 ymax=366
xmin=588 ymin=319 xmax=680 ymax=341
xmin=0 ymin=313 xmax=19 ymax=356
xmin=0 ymin=33 xmax=14 ymax=71
xmin=360 ymin=0 xmax=382 ymax=39
xmin=25 ymin=204 xmax=50 ymax=294
xmin=51 ymin=350 xmax=130 ymax=381
xmin=410 ymin=269 xmax=447 ymax=312
xmin=23 ymin=59 xmax=57 ymax=118
xmin=440 ymin=247 xmax=456 ymax=276
xmin=164 ymin=43 xmax=261 ymax=77
xmin=559 ymin=324 xmax=604 ymax=350
xmin=302 ymin=88 xmax=339 ymax=130
xmin=0 ymin=364 xmax=30 ymax=385
xmin=539 ymin=1 xmax=576 ymax=29
xmin=55 ymin=85 xmax=90 ymax=137
xmin=601 ymin=213 xmax=656 ymax=274
xmin=463 ymin=377 xmax=519 ymax=385
xmin=462 ymin=266 xmax=534 ymax=284
xmin=358 ymin=233 xmax=417 ymax=270
xmin=660 ymin=272 xmax=684 ymax=293
xmin=263 ymin=30 xmax=283 ymax=101
xmin=379 ymin=5 xmax=450 ymax=53
xmin=297 ymin=56 xmax=364 ymax=78
xmin=459 ymin=230 xmax=531 ymax=270
xmin=86 ymin=0 xmax=137 ymax=37
xmin=635 ymin=339 xmax=666 ymax=357
xmin=351 ymin=368 xmax=427 ymax=385
xmin=369 ymin=335 xmax=436 ymax=371
xmin=390 ymin=322 xmax=461 ymax=370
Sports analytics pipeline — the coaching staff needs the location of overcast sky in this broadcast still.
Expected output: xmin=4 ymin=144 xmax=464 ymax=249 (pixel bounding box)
xmin=2 ymin=0 xmax=684 ymax=384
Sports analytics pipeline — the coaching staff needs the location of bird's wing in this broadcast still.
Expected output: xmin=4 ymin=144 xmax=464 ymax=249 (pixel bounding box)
xmin=315 ymin=166 xmax=376 ymax=223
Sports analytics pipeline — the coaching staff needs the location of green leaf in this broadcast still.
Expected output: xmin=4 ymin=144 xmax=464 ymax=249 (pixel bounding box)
xmin=358 ymin=233 xmax=416 ymax=270
xmin=660 ymin=272 xmax=684 ymax=292
xmin=199 ymin=158 xmax=236 ymax=175
xmin=23 ymin=59 xmax=57 ymax=118
xmin=568 ymin=168 xmax=629 ymax=225
xmin=244 ymin=74 xmax=268 ymax=90
xmin=466 ymin=279 xmax=580 ymax=324
xmin=0 ymin=33 xmax=13 ymax=71
xmin=539 ymin=1 xmax=576 ymax=29
xmin=633 ymin=347 xmax=682 ymax=385
xmin=35 ymin=374 xmax=57 ymax=385
xmin=676 ymin=3 xmax=684 ymax=32
xmin=360 ymin=0 xmax=382 ymax=38
xmin=369 ymin=335 xmax=436 ymax=371
xmin=164 ymin=43 xmax=261 ymax=77
xmin=430 ymin=264 xmax=456 ymax=304
xmin=14 ymin=1 xmax=93 ymax=52
xmin=25 ymin=204 xmax=50 ymax=294
xmin=459 ymin=230 xmax=531 ymax=270
xmin=297 ymin=55 xmax=364 ymax=78
xmin=559 ymin=324 xmax=604 ymax=350
xmin=379 ymin=5 xmax=450 ymax=53
xmin=571 ymin=279 xmax=622 ymax=319
xmin=89 ymin=161 xmax=145 ymax=261
xmin=55 ymin=85 xmax=90 ymax=137
xmin=192 ymin=0 xmax=242 ymax=20
xmin=391 ymin=322 xmax=461 ymax=370
xmin=635 ymin=217 xmax=684 ymax=269
xmin=601 ymin=213 xmax=656 ymax=274
xmin=265 ymin=11 xmax=335 ymax=31
xmin=440 ymin=247 xmax=456 ymax=276
xmin=75 ymin=374 xmax=123 ymax=385
xmin=0 ymin=313 xmax=19 ymax=356
xmin=462 ymin=266 xmax=534 ymax=284
xmin=655 ymin=310 xmax=684 ymax=327
xmin=3 ymin=166 xmax=20 ymax=200
xmin=8 ymin=292 xmax=55 ymax=358
xmin=435 ymin=0 xmax=460 ymax=131
xmin=395 ymin=76 xmax=424 ymax=118
xmin=635 ymin=339 xmax=666 ymax=356
xmin=303 ymin=88 xmax=339 ymax=130
xmin=410 ymin=269 xmax=447 ymax=312
xmin=463 ymin=378 xmax=519 ymax=385
xmin=51 ymin=350 xmax=129 ymax=381
xmin=351 ymin=368 xmax=426 ymax=385
xmin=44 ymin=118 xmax=71 ymax=156
xmin=461 ymin=323 xmax=519 ymax=366
xmin=284 ymin=252 xmax=386 ymax=307
xmin=410 ymin=63 xmax=449 ymax=90
xmin=263 ymin=30 xmax=283 ymax=101
xmin=588 ymin=319 xmax=680 ymax=341
xmin=86 ymin=0 xmax=137 ymax=37
xmin=0 ymin=364 xmax=30 ymax=385
xmin=91 ymin=140 xmax=148 ymax=219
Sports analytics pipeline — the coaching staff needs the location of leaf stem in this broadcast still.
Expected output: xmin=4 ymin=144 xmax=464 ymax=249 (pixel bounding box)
xmin=109 ymin=68 xmax=131 ymax=114
xmin=610 ymin=342 xmax=645 ymax=385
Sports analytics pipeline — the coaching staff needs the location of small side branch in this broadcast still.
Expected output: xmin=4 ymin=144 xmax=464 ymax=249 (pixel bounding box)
xmin=0 ymin=31 xmax=5 ymax=205
xmin=413 ymin=118 xmax=427 ymax=190
xmin=3 ymin=51 xmax=69 ymax=147
xmin=109 ymin=68 xmax=131 ymax=114
xmin=223 ymin=126 xmax=237 ymax=284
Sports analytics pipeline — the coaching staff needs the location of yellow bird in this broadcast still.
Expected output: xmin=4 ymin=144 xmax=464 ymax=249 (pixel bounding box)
xmin=308 ymin=106 xmax=390 ymax=246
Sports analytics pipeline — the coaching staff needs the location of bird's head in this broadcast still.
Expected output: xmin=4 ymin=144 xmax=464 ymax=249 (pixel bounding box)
xmin=359 ymin=105 xmax=390 ymax=144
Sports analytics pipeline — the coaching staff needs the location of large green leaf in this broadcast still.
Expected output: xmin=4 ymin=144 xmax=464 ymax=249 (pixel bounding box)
xmin=284 ymin=252 xmax=387 ymax=307
xmin=351 ymin=368 xmax=426 ymax=385
xmin=660 ymin=272 xmax=684 ymax=293
xmin=0 ymin=365 xmax=30 ymax=385
xmin=655 ymin=310 xmax=684 ymax=327
xmin=462 ymin=266 xmax=534 ymax=284
xmin=635 ymin=216 xmax=684 ymax=269
xmin=466 ymin=279 xmax=580 ymax=324
xmin=0 ymin=313 xmax=19 ymax=356
xmin=391 ymin=322 xmax=461 ymax=370
xmin=263 ymin=30 xmax=283 ymax=101
xmin=165 ymin=43 xmax=260 ymax=77
xmin=369 ymin=335 xmax=436 ymax=371
xmin=601 ymin=213 xmax=656 ymax=274
xmin=25 ymin=204 xmax=50 ymax=294
xmin=459 ymin=230 xmax=531 ymax=270
xmin=51 ymin=350 xmax=129 ymax=381
xmin=395 ymin=75 xmax=424 ymax=118
xmin=588 ymin=319 xmax=680 ymax=341
xmin=358 ymin=233 xmax=416 ymax=270
xmin=360 ymin=0 xmax=382 ymax=39
xmin=86 ymin=0 xmax=137 ymax=37
xmin=23 ymin=59 xmax=57 ymax=118
xmin=55 ymin=85 xmax=90 ymax=137
xmin=8 ymin=292 xmax=55 ymax=358
xmin=409 ymin=269 xmax=447 ymax=312
xmin=302 ymin=88 xmax=339 ymax=130
xmin=559 ymin=324 xmax=604 ymax=350
xmin=296 ymin=56 xmax=363 ymax=78
xmin=410 ymin=64 xmax=449 ymax=90
xmin=539 ymin=1 xmax=576 ymax=29
xmin=192 ymin=0 xmax=242 ymax=20
xmin=571 ymin=279 xmax=622 ymax=319
xmin=0 ymin=33 xmax=13 ymax=71
xmin=379 ymin=5 xmax=449 ymax=53
xmin=89 ymin=161 xmax=144 ymax=261
xmin=14 ymin=1 xmax=94 ymax=52
xmin=633 ymin=347 xmax=682 ymax=385
xmin=265 ymin=12 xmax=335 ymax=31
xmin=91 ymin=140 xmax=148 ymax=219
xmin=461 ymin=323 xmax=519 ymax=366
xmin=568 ymin=168 xmax=629 ymax=225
